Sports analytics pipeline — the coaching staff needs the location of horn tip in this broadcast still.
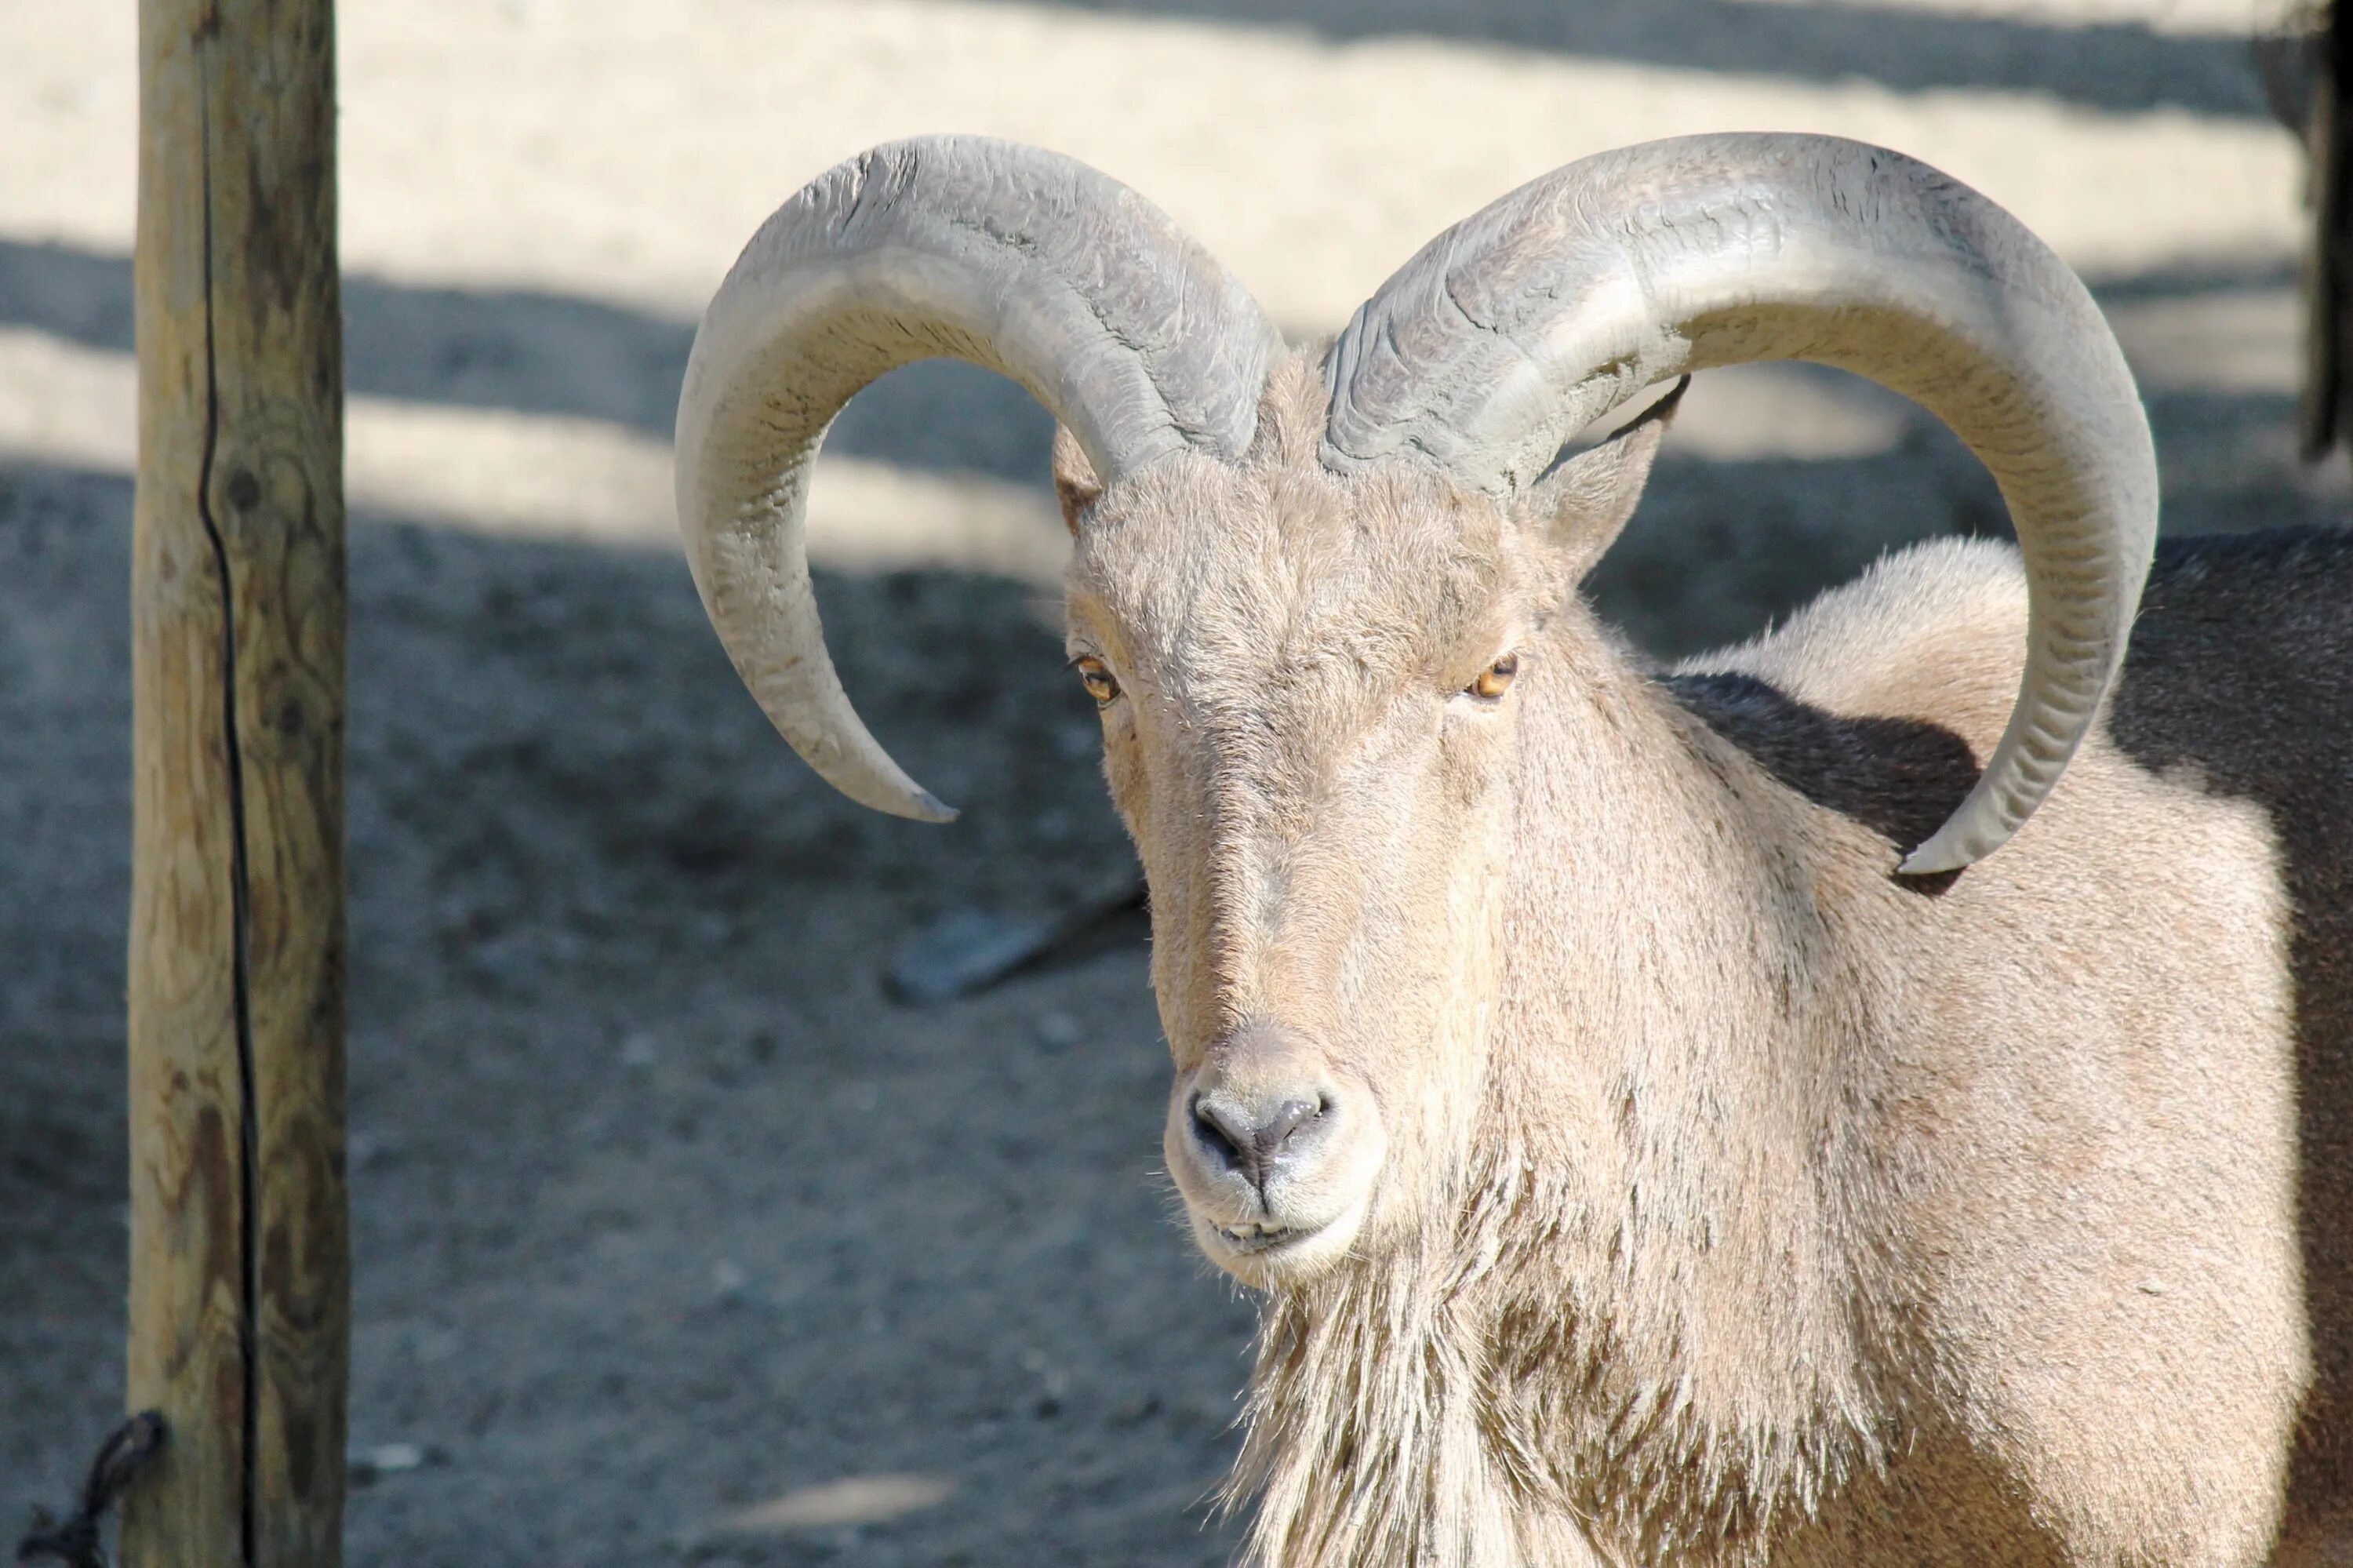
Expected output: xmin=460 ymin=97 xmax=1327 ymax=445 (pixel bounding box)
xmin=902 ymin=786 xmax=961 ymax=824
xmin=1897 ymin=829 xmax=1983 ymax=877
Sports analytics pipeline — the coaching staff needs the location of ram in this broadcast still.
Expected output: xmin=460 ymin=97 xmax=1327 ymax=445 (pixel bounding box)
xmin=673 ymin=133 xmax=2352 ymax=1566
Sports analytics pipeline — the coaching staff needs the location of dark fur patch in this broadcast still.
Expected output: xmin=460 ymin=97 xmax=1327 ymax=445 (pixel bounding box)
xmin=1658 ymin=670 xmax=1981 ymax=878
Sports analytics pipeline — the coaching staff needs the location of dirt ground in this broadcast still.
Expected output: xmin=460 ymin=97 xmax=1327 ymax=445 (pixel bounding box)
xmin=3 ymin=1 xmax=2348 ymax=1563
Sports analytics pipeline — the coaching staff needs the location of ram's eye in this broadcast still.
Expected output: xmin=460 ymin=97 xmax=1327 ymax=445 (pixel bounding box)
xmin=1071 ymin=655 xmax=1122 ymax=707
xmin=1467 ymin=653 xmax=1519 ymax=701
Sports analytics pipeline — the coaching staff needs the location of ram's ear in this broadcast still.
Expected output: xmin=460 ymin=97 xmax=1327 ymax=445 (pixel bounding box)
xmin=1520 ymin=377 xmax=1686 ymax=581
xmin=1053 ymin=424 xmax=1104 ymax=537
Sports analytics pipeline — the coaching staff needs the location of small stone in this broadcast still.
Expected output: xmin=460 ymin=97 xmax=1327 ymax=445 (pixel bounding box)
xmin=1035 ymin=1012 xmax=1080 ymax=1050
xmin=711 ymin=1259 xmax=750 ymax=1301
xmin=347 ymin=1440 xmax=443 ymax=1486
xmin=620 ymin=1032 xmax=660 ymax=1068
xmin=348 ymin=1132 xmax=400 ymax=1171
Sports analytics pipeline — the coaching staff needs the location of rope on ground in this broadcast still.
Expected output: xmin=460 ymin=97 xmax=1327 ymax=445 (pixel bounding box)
xmin=14 ymin=1412 xmax=165 ymax=1568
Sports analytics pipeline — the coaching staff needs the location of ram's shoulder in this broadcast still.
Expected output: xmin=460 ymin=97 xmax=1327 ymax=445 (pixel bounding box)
xmin=1663 ymin=527 xmax=2353 ymax=846
xmin=1675 ymin=537 xmax=2028 ymax=753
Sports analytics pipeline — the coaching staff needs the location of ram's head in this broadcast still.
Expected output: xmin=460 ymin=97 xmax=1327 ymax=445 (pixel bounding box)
xmin=675 ymin=135 xmax=2154 ymax=1285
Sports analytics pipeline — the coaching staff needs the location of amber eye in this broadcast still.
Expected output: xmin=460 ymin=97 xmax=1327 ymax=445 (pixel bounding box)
xmin=1468 ymin=653 xmax=1519 ymax=701
xmin=1071 ymin=655 xmax=1122 ymax=707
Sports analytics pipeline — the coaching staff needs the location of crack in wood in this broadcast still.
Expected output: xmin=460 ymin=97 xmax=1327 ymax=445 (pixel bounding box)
xmin=187 ymin=46 xmax=264 ymax=1567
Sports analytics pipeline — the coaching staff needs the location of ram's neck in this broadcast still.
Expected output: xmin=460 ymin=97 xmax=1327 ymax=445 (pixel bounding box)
xmin=1500 ymin=651 xmax=1912 ymax=1549
xmin=1233 ymin=631 xmax=1912 ymax=1568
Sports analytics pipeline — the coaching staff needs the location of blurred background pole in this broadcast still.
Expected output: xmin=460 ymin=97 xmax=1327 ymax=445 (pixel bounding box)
xmin=125 ymin=0 xmax=349 ymax=1564
xmin=2296 ymin=0 xmax=2353 ymax=455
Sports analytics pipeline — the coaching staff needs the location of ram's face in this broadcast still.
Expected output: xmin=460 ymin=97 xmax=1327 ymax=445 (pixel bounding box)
xmin=1062 ymin=435 xmax=1558 ymax=1287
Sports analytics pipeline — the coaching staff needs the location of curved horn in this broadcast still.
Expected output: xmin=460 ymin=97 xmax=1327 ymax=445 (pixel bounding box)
xmin=1323 ymin=133 xmax=2156 ymax=874
xmin=677 ymin=136 xmax=1278 ymax=820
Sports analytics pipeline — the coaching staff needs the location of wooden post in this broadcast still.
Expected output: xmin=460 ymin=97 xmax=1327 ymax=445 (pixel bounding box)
xmin=125 ymin=2 xmax=349 ymax=1565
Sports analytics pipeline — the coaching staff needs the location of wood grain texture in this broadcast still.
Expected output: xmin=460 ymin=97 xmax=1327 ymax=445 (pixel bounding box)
xmin=126 ymin=2 xmax=348 ymax=1565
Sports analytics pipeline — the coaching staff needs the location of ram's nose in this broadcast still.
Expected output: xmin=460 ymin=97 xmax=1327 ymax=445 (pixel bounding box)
xmin=1187 ymin=1085 xmax=1334 ymax=1192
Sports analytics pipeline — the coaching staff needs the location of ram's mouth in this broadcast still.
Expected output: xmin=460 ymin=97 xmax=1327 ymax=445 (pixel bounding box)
xmin=1216 ymin=1219 xmax=1318 ymax=1257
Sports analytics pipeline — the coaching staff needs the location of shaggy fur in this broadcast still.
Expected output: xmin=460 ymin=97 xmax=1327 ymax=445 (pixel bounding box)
xmin=1058 ymin=357 xmax=2351 ymax=1566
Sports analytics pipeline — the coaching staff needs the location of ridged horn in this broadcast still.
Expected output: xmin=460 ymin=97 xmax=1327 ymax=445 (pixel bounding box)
xmin=1323 ymin=133 xmax=2157 ymax=873
xmin=677 ymin=136 xmax=1279 ymax=820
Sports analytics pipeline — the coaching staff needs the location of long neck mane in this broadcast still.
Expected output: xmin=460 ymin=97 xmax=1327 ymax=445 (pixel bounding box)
xmin=1227 ymin=626 xmax=1926 ymax=1568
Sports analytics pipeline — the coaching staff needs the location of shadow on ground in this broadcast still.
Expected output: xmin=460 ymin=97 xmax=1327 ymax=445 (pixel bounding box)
xmin=987 ymin=0 xmax=2276 ymax=119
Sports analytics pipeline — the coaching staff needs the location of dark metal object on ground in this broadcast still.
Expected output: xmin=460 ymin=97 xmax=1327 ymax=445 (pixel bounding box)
xmin=886 ymin=876 xmax=1148 ymax=1005
xmin=15 ymin=1413 xmax=165 ymax=1568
